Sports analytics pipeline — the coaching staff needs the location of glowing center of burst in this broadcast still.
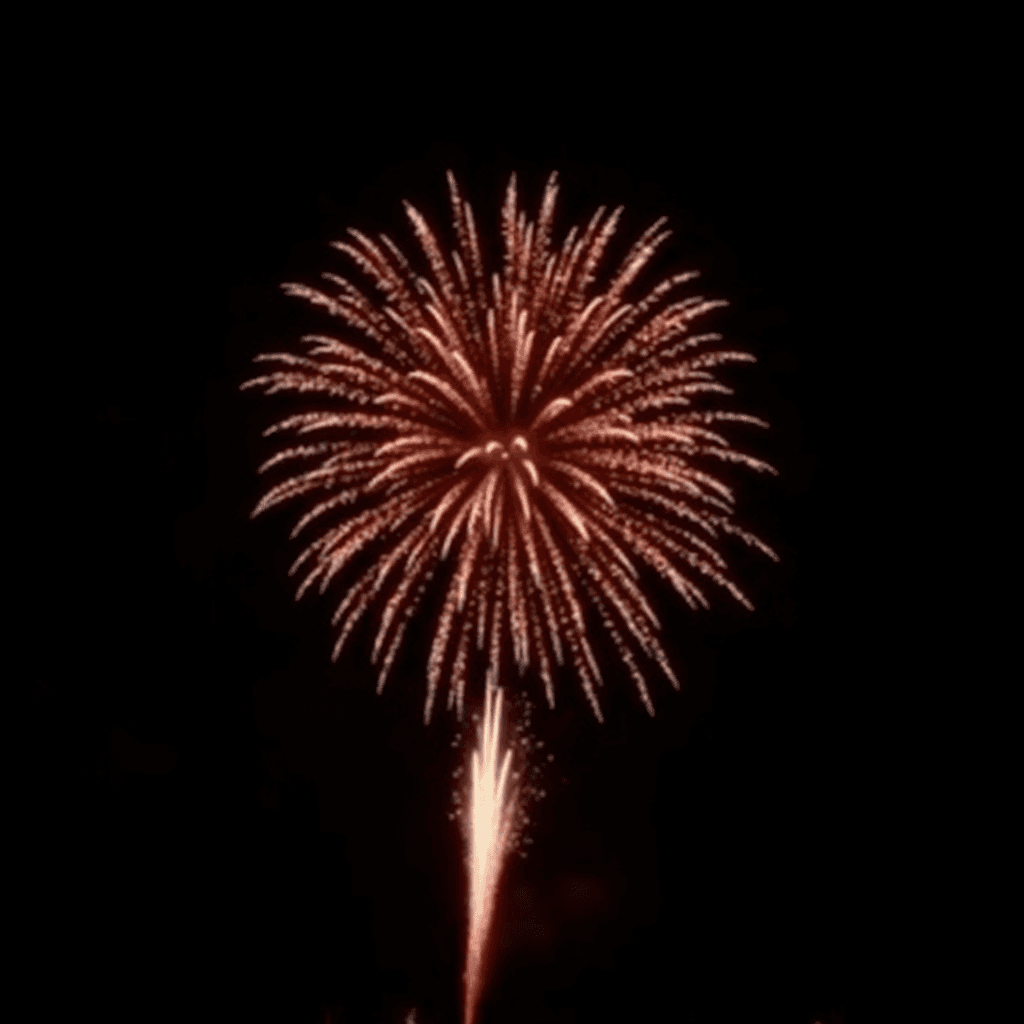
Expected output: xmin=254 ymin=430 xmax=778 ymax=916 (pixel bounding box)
xmin=455 ymin=434 xmax=540 ymax=487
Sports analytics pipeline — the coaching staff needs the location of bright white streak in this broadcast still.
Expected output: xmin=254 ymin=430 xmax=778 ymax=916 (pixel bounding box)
xmin=463 ymin=684 xmax=515 ymax=1024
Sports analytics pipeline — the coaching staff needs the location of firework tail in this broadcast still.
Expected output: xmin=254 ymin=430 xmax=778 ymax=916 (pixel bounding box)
xmin=463 ymin=684 xmax=516 ymax=1024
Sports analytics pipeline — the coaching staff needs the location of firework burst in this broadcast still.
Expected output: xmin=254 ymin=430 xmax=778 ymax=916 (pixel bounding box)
xmin=244 ymin=171 xmax=777 ymax=723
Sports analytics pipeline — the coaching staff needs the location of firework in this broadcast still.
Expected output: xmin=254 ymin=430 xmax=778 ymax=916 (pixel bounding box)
xmin=243 ymin=170 xmax=777 ymax=723
xmin=462 ymin=684 xmax=516 ymax=1024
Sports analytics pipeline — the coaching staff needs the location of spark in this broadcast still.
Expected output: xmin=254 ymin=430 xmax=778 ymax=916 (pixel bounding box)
xmin=244 ymin=170 xmax=777 ymax=723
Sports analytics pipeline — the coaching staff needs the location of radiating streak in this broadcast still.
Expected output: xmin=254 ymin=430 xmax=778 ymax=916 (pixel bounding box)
xmin=534 ymin=334 xmax=563 ymax=395
xmin=570 ymin=367 xmax=635 ymax=407
xmin=453 ymin=445 xmax=484 ymax=470
xmin=373 ymin=535 xmax=436 ymax=663
xmin=374 ymin=433 xmax=446 ymax=459
xmin=480 ymin=470 xmax=499 ymax=537
xmin=548 ymin=459 xmax=616 ymax=509
xmin=510 ymin=465 xmax=532 ymax=525
xmin=406 ymin=370 xmax=486 ymax=429
xmin=531 ymin=396 xmax=574 ymax=430
xmin=540 ymin=480 xmax=590 ymax=542
xmin=517 ymin=515 xmax=563 ymax=666
xmin=443 ymin=478 xmax=487 ymax=560
xmin=489 ymin=485 xmax=505 ymax=552
xmin=366 ymin=448 xmax=450 ymax=491
xmin=429 ymin=477 xmax=475 ymax=533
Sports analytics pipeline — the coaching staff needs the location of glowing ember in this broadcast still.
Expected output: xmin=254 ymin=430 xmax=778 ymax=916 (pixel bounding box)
xmin=463 ymin=684 xmax=516 ymax=1024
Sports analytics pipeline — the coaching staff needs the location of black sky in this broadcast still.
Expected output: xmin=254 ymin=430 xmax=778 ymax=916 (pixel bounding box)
xmin=30 ymin=58 xmax=900 ymax=1024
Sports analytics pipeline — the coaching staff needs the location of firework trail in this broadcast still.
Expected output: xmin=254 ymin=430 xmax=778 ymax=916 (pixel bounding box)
xmin=244 ymin=170 xmax=777 ymax=725
xmin=463 ymin=684 xmax=516 ymax=1024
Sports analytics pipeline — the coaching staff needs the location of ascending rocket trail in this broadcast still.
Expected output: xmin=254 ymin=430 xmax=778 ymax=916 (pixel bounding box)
xmin=463 ymin=684 xmax=515 ymax=1024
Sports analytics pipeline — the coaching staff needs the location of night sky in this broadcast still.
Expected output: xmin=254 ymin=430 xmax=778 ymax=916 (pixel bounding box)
xmin=33 ymin=70 xmax=894 ymax=1024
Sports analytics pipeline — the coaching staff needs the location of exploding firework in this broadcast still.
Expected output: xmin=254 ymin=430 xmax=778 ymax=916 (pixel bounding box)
xmin=245 ymin=170 xmax=778 ymax=1024
xmin=243 ymin=170 xmax=777 ymax=724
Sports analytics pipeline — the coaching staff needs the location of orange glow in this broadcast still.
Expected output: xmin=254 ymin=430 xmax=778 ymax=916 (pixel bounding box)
xmin=244 ymin=171 xmax=777 ymax=723
xmin=463 ymin=684 xmax=516 ymax=1024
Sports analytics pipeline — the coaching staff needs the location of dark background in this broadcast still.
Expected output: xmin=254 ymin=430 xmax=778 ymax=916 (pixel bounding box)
xmin=26 ymin=44 xmax=909 ymax=1024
